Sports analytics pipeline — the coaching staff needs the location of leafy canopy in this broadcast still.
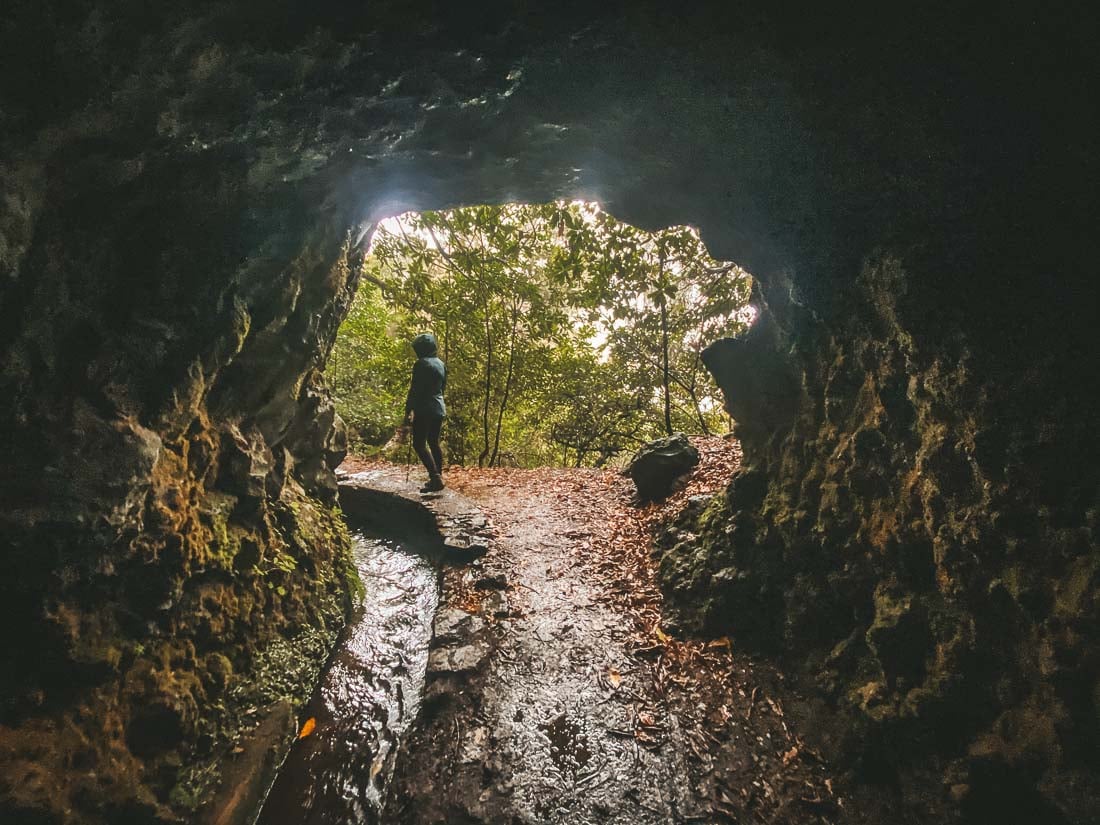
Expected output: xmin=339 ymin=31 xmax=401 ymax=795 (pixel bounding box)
xmin=327 ymin=201 xmax=754 ymax=467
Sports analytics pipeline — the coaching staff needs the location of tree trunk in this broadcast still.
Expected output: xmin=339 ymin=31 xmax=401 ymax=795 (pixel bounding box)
xmin=489 ymin=297 xmax=520 ymax=467
xmin=686 ymin=358 xmax=712 ymax=436
xmin=478 ymin=304 xmax=493 ymax=467
xmin=693 ymin=395 xmax=712 ymax=435
xmin=659 ymin=252 xmax=673 ymax=436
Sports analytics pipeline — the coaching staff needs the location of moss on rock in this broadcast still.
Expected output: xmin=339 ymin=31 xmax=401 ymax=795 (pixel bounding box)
xmin=660 ymin=259 xmax=1100 ymax=820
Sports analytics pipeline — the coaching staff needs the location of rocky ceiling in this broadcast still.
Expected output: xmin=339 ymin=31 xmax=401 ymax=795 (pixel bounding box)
xmin=1 ymin=2 xmax=1096 ymax=823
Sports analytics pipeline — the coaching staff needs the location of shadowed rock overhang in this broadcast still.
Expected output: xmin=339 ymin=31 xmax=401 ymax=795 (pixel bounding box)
xmin=0 ymin=2 xmax=1096 ymax=823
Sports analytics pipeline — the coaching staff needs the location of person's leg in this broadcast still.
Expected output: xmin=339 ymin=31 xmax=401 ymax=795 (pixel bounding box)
xmin=427 ymin=416 xmax=444 ymax=474
xmin=411 ymin=416 xmax=439 ymax=476
xmin=417 ymin=415 xmax=445 ymax=492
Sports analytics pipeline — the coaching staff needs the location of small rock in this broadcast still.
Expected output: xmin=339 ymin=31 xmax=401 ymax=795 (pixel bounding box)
xmin=427 ymin=640 xmax=491 ymax=674
xmin=432 ymin=607 xmax=485 ymax=646
xmin=482 ymin=590 xmax=509 ymax=618
xmin=474 ymin=574 xmax=508 ymax=591
xmin=623 ymin=433 xmax=700 ymax=500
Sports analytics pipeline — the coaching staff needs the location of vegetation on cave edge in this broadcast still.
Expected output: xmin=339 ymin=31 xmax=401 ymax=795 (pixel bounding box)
xmin=327 ymin=201 xmax=755 ymax=468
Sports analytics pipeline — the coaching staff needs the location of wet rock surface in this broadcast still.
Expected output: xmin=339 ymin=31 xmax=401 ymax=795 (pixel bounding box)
xmin=383 ymin=451 xmax=852 ymax=825
xmin=1 ymin=3 xmax=1096 ymax=822
xmin=338 ymin=466 xmax=495 ymax=561
xmin=255 ymin=526 xmax=439 ymax=825
xmin=214 ymin=472 xmax=496 ymax=825
xmin=667 ymin=266 xmax=1100 ymax=822
xmin=199 ymin=701 xmax=296 ymax=825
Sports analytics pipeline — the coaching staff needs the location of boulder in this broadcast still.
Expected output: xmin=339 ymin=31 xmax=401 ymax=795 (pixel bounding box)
xmin=624 ymin=433 xmax=700 ymax=500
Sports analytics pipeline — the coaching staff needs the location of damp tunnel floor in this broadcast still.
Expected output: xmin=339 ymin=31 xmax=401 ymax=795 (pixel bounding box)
xmin=297 ymin=450 xmax=895 ymax=825
xmin=255 ymin=525 xmax=440 ymax=825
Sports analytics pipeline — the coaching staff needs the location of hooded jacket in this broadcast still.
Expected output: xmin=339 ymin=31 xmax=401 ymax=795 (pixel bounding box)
xmin=404 ymin=333 xmax=447 ymax=419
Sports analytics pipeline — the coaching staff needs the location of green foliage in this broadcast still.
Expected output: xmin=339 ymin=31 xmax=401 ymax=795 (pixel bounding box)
xmin=328 ymin=202 xmax=753 ymax=467
xmin=327 ymin=278 xmax=410 ymax=451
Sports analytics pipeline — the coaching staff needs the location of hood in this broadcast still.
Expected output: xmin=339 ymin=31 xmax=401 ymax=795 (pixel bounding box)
xmin=411 ymin=332 xmax=438 ymax=357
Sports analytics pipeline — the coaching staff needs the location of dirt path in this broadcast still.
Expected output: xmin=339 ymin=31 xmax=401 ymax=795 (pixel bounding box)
xmin=345 ymin=442 xmax=847 ymax=824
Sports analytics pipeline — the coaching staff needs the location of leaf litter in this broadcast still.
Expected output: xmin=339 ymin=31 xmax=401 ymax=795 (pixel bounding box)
xmin=345 ymin=438 xmax=846 ymax=823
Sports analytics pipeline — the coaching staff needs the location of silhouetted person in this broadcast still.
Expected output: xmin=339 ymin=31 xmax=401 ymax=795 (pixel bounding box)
xmin=403 ymin=332 xmax=447 ymax=492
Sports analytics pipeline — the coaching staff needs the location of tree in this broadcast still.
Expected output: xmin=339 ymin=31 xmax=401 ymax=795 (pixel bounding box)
xmin=328 ymin=201 xmax=754 ymax=466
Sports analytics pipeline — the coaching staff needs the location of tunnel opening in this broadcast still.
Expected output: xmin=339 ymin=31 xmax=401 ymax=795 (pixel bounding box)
xmin=1 ymin=3 xmax=1096 ymax=824
xmin=238 ymin=201 xmax=765 ymax=824
xmin=327 ymin=200 xmax=757 ymax=473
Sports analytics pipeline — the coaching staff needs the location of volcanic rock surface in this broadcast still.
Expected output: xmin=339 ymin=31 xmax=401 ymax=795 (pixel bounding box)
xmin=625 ymin=433 xmax=701 ymax=501
xmin=1 ymin=3 xmax=1096 ymax=823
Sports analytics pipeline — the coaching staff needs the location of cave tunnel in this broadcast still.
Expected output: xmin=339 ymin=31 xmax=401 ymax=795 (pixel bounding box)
xmin=1 ymin=2 xmax=1097 ymax=824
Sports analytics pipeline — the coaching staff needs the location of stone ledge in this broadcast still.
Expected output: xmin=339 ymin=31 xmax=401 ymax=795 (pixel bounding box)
xmin=336 ymin=467 xmax=494 ymax=560
xmin=197 ymin=701 xmax=295 ymax=825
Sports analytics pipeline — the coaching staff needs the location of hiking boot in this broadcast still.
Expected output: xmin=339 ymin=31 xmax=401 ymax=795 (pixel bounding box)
xmin=420 ymin=475 xmax=445 ymax=493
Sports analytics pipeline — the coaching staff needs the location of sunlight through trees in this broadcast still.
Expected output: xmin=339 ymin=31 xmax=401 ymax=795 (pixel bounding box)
xmin=328 ymin=202 xmax=754 ymax=467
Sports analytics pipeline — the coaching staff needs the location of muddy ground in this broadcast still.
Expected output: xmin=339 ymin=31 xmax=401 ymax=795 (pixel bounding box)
xmin=333 ymin=441 xmax=907 ymax=824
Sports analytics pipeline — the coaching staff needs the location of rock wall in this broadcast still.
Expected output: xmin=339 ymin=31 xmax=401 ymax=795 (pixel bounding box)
xmin=0 ymin=163 xmax=363 ymax=821
xmin=0 ymin=11 xmax=371 ymax=812
xmin=1 ymin=2 xmax=1096 ymax=822
xmin=662 ymin=261 xmax=1099 ymax=820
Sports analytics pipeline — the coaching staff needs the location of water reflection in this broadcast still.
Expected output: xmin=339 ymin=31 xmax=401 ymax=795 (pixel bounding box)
xmin=257 ymin=529 xmax=439 ymax=825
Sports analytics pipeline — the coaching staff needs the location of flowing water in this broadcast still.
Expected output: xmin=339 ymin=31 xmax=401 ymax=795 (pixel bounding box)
xmin=256 ymin=527 xmax=439 ymax=825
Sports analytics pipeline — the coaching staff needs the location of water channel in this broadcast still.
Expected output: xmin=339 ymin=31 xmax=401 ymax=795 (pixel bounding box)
xmin=255 ymin=526 xmax=440 ymax=825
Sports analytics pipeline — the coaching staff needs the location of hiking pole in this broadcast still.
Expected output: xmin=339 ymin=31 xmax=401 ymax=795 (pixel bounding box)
xmin=404 ymin=423 xmax=413 ymax=483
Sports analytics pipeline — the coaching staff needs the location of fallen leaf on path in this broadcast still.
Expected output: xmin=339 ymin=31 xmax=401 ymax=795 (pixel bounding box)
xmin=298 ymin=717 xmax=316 ymax=739
xmin=346 ymin=441 xmax=842 ymax=821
